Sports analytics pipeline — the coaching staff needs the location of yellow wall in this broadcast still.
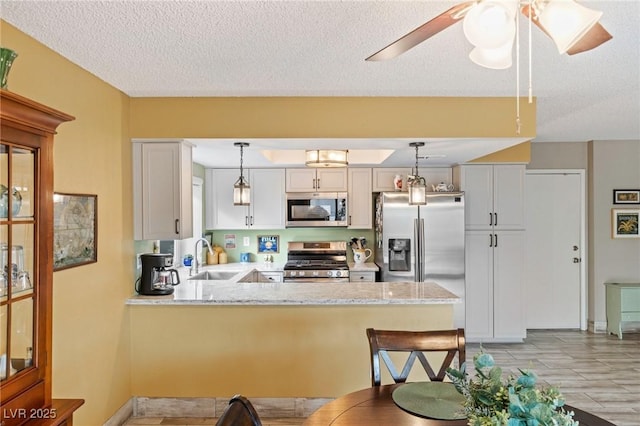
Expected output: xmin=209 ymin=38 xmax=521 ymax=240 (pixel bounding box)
xmin=129 ymin=304 xmax=454 ymax=397
xmin=1 ymin=21 xmax=134 ymax=425
xmin=130 ymin=96 xmax=536 ymax=140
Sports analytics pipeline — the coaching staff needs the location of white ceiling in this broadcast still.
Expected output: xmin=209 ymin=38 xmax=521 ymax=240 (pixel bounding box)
xmin=2 ymin=0 xmax=638 ymax=168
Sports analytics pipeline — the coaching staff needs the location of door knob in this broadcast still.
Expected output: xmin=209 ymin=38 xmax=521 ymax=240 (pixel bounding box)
xmin=573 ymin=245 xmax=579 ymax=251
xmin=573 ymin=257 xmax=581 ymax=263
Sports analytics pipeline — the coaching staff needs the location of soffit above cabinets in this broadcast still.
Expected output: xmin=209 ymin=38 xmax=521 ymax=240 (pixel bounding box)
xmin=189 ymin=137 xmax=529 ymax=168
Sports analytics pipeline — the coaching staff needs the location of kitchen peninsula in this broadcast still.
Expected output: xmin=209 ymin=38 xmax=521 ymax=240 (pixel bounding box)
xmin=126 ymin=263 xmax=459 ymax=399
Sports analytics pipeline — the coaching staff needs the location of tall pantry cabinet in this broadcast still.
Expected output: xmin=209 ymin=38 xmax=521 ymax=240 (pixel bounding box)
xmin=1 ymin=90 xmax=83 ymax=425
xmin=454 ymin=164 xmax=526 ymax=342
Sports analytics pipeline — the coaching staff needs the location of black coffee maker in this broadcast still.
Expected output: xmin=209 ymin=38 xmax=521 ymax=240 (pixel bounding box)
xmin=138 ymin=253 xmax=180 ymax=295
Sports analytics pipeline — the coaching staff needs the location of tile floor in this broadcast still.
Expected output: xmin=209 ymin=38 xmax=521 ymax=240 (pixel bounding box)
xmin=123 ymin=330 xmax=640 ymax=426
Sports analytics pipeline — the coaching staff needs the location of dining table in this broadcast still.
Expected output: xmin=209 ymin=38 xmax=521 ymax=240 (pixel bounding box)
xmin=302 ymin=383 xmax=616 ymax=426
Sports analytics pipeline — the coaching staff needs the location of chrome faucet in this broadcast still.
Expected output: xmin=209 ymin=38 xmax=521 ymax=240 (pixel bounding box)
xmin=193 ymin=237 xmax=214 ymax=275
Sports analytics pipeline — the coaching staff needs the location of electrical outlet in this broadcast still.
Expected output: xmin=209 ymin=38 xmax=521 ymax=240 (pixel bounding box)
xmin=243 ymin=237 xmax=250 ymax=247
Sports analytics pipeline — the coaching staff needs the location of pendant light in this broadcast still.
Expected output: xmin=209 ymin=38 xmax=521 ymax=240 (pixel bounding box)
xmin=408 ymin=142 xmax=427 ymax=205
xmin=233 ymin=142 xmax=250 ymax=206
xmin=305 ymin=149 xmax=348 ymax=167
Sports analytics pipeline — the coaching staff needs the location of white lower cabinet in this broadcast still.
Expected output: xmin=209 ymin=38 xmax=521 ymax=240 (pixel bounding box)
xmin=206 ymin=168 xmax=285 ymax=229
xmin=238 ymin=271 xmax=283 ymax=283
xmin=349 ymin=271 xmax=375 ymax=282
xmin=257 ymin=271 xmax=283 ymax=283
xmin=465 ymin=230 xmax=525 ymax=342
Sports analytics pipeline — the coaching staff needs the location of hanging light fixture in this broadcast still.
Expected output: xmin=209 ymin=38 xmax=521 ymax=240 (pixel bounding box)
xmin=233 ymin=142 xmax=250 ymax=206
xmin=305 ymin=149 xmax=348 ymax=168
xmin=408 ymin=142 xmax=427 ymax=206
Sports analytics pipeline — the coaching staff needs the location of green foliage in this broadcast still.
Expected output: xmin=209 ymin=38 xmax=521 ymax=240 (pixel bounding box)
xmin=446 ymin=351 xmax=578 ymax=426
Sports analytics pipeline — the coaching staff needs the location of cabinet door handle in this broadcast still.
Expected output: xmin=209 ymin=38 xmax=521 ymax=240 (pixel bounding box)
xmin=250 ymin=216 xmax=254 ymax=226
xmin=489 ymin=213 xmax=493 ymax=226
xmin=313 ymin=178 xmax=317 ymax=189
xmin=316 ymin=178 xmax=320 ymax=189
xmin=245 ymin=216 xmax=249 ymax=226
xmin=494 ymin=233 xmax=498 ymax=247
xmin=348 ymin=215 xmax=352 ymax=226
xmin=489 ymin=234 xmax=493 ymax=247
xmin=175 ymin=219 xmax=180 ymax=235
xmin=494 ymin=212 xmax=498 ymax=226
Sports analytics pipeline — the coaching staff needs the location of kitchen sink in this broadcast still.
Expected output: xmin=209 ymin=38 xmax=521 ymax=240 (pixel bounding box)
xmin=188 ymin=271 xmax=240 ymax=281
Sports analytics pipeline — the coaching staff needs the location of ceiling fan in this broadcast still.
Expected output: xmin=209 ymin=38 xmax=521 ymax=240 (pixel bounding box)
xmin=366 ymin=0 xmax=612 ymax=69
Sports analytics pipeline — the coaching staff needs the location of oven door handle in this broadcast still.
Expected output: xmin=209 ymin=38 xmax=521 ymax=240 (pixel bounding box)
xmin=283 ymin=277 xmax=349 ymax=283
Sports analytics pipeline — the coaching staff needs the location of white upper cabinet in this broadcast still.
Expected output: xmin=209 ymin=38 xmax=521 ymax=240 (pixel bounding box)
xmin=133 ymin=140 xmax=193 ymax=240
xmin=250 ymin=169 xmax=286 ymax=229
xmin=454 ymin=164 xmax=525 ymax=230
xmin=372 ymin=167 xmax=453 ymax=192
xmin=285 ymin=168 xmax=348 ymax=192
xmin=347 ymin=168 xmax=373 ymax=229
xmin=206 ymin=168 xmax=285 ymax=229
xmin=372 ymin=168 xmax=413 ymax=192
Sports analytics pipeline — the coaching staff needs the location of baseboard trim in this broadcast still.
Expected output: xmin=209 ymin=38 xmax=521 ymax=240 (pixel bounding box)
xmin=132 ymin=396 xmax=334 ymax=419
xmin=103 ymin=398 xmax=134 ymax=426
xmin=590 ymin=321 xmax=607 ymax=333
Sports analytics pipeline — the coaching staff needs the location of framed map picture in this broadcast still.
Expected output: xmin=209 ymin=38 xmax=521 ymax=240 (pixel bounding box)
xmin=53 ymin=193 xmax=97 ymax=270
xmin=257 ymin=235 xmax=279 ymax=253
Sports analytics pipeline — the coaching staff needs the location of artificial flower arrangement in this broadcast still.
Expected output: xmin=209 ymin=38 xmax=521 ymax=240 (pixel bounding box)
xmin=446 ymin=351 xmax=578 ymax=426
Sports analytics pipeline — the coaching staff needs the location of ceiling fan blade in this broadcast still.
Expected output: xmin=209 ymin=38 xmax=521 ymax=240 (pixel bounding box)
xmin=366 ymin=1 xmax=476 ymax=61
xmin=566 ymin=23 xmax=612 ymax=55
xmin=520 ymin=5 xmax=612 ymax=55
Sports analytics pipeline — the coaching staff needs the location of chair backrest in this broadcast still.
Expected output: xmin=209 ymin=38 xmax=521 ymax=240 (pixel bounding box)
xmin=215 ymin=394 xmax=263 ymax=426
xmin=366 ymin=328 xmax=466 ymax=386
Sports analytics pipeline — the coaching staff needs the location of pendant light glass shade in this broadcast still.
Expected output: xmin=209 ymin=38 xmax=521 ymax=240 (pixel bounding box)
xmin=408 ymin=142 xmax=427 ymax=206
xmin=233 ymin=142 xmax=250 ymax=206
xmin=233 ymin=176 xmax=250 ymax=206
xmin=305 ymin=150 xmax=348 ymax=167
xmin=409 ymin=176 xmax=427 ymax=205
xmin=536 ymin=0 xmax=603 ymax=54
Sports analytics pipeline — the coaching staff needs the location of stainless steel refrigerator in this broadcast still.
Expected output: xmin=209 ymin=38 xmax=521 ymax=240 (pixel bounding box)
xmin=375 ymin=192 xmax=465 ymax=327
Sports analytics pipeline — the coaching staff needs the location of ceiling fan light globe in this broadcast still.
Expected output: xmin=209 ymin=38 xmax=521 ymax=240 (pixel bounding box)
xmin=463 ymin=0 xmax=517 ymax=48
xmin=469 ymin=37 xmax=514 ymax=69
xmin=538 ymin=0 xmax=603 ymax=54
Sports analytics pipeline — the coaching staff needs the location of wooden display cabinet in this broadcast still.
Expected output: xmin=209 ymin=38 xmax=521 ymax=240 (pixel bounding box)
xmin=1 ymin=90 xmax=83 ymax=425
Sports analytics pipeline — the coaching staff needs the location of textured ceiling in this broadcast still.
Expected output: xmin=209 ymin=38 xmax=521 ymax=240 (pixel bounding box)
xmin=1 ymin=0 xmax=638 ymax=167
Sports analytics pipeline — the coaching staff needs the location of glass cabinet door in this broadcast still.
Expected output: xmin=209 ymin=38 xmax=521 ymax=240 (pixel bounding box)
xmin=0 ymin=144 xmax=36 ymax=382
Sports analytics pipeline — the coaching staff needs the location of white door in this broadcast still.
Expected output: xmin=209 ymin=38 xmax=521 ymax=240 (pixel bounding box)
xmin=525 ymin=171 xmax=584 ymax=329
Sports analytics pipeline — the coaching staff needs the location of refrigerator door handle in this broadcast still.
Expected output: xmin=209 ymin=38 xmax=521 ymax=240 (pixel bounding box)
xmin=414 ymin=218 xmax=425 ymax=282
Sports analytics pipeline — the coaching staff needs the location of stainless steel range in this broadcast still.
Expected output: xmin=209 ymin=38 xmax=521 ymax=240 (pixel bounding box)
xmin=283 ymin=241 xmax=350 ymax=282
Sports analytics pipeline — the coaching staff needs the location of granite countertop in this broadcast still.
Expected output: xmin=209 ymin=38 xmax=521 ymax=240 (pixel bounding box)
xmin=127 ymin=261 xmax=457 ymax=306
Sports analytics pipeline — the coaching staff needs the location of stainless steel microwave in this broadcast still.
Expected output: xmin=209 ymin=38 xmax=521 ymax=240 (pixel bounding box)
xmin=285 ymin=192 xmax=348 ymax=227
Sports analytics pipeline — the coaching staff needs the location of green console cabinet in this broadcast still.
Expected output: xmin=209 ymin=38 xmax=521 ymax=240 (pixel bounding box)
xmin=605 ymin=282 xmax=640 ymax=339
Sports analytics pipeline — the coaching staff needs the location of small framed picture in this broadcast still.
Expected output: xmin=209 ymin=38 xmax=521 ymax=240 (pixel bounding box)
xmin=611 ymin=208 xmax=639 ymax=239
xmin=613 ymin=189 xmax=640 ymax=204
xmin=257 ymin=235 xmax=279 ymax=253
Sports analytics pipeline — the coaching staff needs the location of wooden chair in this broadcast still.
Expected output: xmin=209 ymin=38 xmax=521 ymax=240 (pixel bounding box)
xmin=215 ymin=394 xmax=263 ymax=426
xmin=366 ymin=328 xmax=466 ymax=386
